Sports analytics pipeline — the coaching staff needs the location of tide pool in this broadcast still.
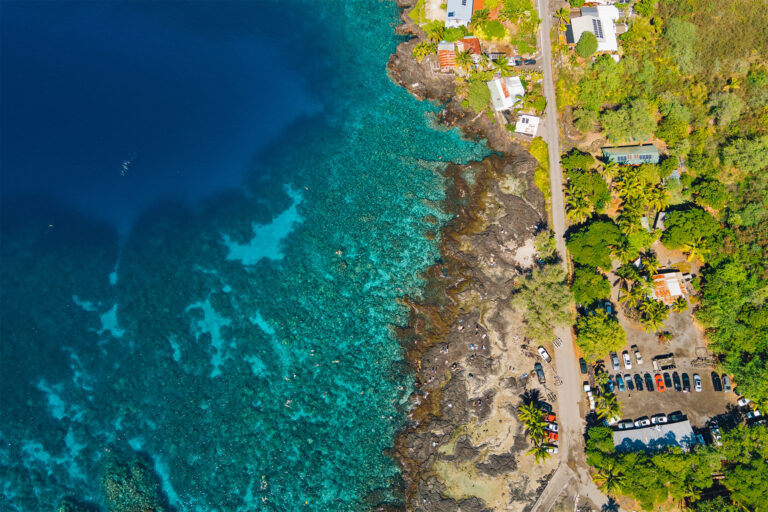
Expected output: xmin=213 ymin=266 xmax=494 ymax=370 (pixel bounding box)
xmin=0 ymin=1 xmax=490 ymax=511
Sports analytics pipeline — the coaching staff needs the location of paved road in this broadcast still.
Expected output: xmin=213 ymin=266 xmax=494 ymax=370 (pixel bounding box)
xmin=532 ymin=1 xmax=615 ymax=510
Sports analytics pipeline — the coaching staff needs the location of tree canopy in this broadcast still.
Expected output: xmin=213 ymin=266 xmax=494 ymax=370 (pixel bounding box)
xmin=511 ymin=265 xmax=572 ymax=343
xmin=661 ymin=207 xmax=721 ymax=258
xmin=575 ymin=309 xmax=625 ymax=361
xmin=572 ymin=266 xmax=610 ymax=306
xmin=576 ymin=31 xmax=598 ymax=58
xmin=567 ymin=220 xmax=624 ymax=269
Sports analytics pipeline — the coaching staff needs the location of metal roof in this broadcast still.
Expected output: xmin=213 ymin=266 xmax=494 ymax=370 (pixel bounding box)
xmin=613 ymin=420 xmax=699 ymax=452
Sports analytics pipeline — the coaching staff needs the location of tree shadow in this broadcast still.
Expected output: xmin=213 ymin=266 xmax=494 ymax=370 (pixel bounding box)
xmin=521 ymin=388 xmax=542 ymax=407
xmin=601 ymin=497 xmax=620 ymax=512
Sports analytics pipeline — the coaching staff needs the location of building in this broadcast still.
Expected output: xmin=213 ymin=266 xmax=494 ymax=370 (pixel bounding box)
xmin=515 ymin=114 xmax=540 ymax=136
xmin=437 ymin=41 xmax=457 ymax=71
xmin=602 ymin=144 xmax=660 ymax=165
xmin=614 ymin=420 xmax=699 ymax=452
xmin=457 ymin=36 xmax=482 ymax=63
xmin=487 ymin=76 xmax=525 ymax=111
xmin=446 ymin=0 xmax=474 ymax=28
xmin=565 ymin=5 xmax=620 ymax=53
xmin=651 ymin=271 xmax=686 ymax=306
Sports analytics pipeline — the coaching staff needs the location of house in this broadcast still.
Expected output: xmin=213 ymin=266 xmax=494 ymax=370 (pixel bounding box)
xmin=487 ymin=76 xmax=525 ymax=111
xmin=613 ymin=420 xmax=699 ymax=453
xmin=515 ymin=114 xmax=540 ymax=136
xmin=437 ymin=41 xmax=457 ymax=71
xmin=446 ymin=0 xmax=474 ymax=28
xmin=602 ymin=144 xmax=660 ymax=165
xmin=651 ymin=271 xmax=687 ymax=306
xmin=565 ymin=5 xmax=620 ymax=53
xmin=457 ymin=36 xmax=482 ymax=63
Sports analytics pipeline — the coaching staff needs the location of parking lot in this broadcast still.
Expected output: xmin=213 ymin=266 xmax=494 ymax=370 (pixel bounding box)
xmin=584 ymin=304 xmax=739 ymax=428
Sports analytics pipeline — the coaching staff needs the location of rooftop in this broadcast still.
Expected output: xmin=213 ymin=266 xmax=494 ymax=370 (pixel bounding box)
xmin=515 ymin=115 xmax=540 ymax=136
xmin=487 ymin=76 xmax=525 ymax=111
xmin=446 ymin=0 xmax=474 ymax=28
xmin=602 ymin=144 xmax=660 ymax=165
xmin=566 ymin=5 xmax=620 ymax=53
xmin=651 ymin=271 xmax=686 ymax=305
xmin=613 ymin=420 xmax=699 ymax=452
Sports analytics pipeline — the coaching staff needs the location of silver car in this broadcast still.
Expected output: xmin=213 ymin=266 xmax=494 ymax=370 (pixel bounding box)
xmin=622 ymin=351 xmax=632 ymax=370
xmin=651 ymin=414 xmax=668 ymax=425
xmin=634 ymin=416 xmax=651 ymax=427
xmin=693 ymin=373 xmax=702 ymax=392
xmin=611 ymin=352 xmax=620 ymax=371
xmin=538 ymin=346 xmax=552 ymax=363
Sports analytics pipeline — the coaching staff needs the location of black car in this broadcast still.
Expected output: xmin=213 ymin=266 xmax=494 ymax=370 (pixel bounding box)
xmin=645 ymin=373 xmax=655 ymax=391
xmin=682 ymin=372 xmax=691 ymax=392
xmin=523 ymin=59 xmax=537 ymax=65
xmin=663 ymin=372 xmax=673 ymax=389
xmin=668 ymin=410 xmax=686 ymax=423
xmin=625 ymin=374 xmax=634 ymax=391
xmin=712 ymin=372 xmax=723 ymax=392
xmin=672 ymin=372 xmax=682 ymax=392
xmin=633 ymin=374 xmax=643 ymax=391
xmin=579 ymin=358 xmax=588 ymax=374
xmin=535 ymin=362 xmax=546 ymax=384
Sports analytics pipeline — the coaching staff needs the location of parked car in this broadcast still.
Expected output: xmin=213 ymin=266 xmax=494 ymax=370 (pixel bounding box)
xmin=583 ymin=382 xmax=591 ymax=393
xmin=611 ymin=352 xmax=620 ymax=371
xmin=544 ymin=412 xmax=556 ymax=422
xmin=682 ymin=372 xmax=691 ymax=393
xmin=645 ymin=373 xmax=655 ymax=391
xmin=656 ymin=374 xmax=666 ymax=392
xmin=543 ymin=431 xmax=558 ymax=442
xmin=722 ymin=375 xmax=732 ymax=392
xmin=746 ymin=410 xmax=763 ymax=420
xmin=711 ymin=427 xmax=723 ymax=446
xmin=651 ymin=413 xmax=668 ymax=424
xmin=579 ymin=358 xmax=588 ymax=374
xmin=668 ymin=411 xmax=686 ymax=423
xmin=606 ymin=375 xmax=615 ymax=393
xmin=535 ymin=362 xmax=546 ymax=384
xmin=632 ymin=344 xmax=643 ymax=365
xmin=603 ymin=301 xmax=614 ymax=315
xmin=539 ymin=402 xmax=553 ymax=413
xmin=712 ymin=372 xmax=723 ymax=392
xmin=634 ymin=374 xmax=644 ymax=391
xmin=663 ymin=372 xmax=672 ymax=389
xmin=537 ymin=346 xmax=552 ymax=363
xmin=544 ymin=423 xmax=559 ymax=432
xmin=545 ymin=444 xmax=559 ymax=454
xmin=738 ymin=397 xmax=751 ymax=407
xmin=694 ymin=373 xmax=702 ymax=392
xmin=616 ymin=374 xmax=626 ymax=392
xmin=588 ymin=394 xmax=596 ymax=410
xmin=634 ymin=416 xmax=651 ymax=427
xmin=622 ymin=351 xmax=632 ymax=370
xmin=523 ymin=59 xmax=537 ymax=65
xmin=625 ymin=374 xmax=634 ymax=391
xmin=672 ymin=372 xmax=682 ymax=392
xmin=617 ymin=419 xmax=634 ymax=430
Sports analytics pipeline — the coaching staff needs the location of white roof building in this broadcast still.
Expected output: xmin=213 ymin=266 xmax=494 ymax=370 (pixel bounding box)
xmin=487 ymin=76 xmax=525 ymax=111
xmin=566 ymin=5 xmax=620 ymax=53
xmin=515 ymin=115 xmax=540 ymax=136
xmin=614 ymin=420 xmax=699 ymax=453
xmin=446 ymin=0 xmax=474 ymax=28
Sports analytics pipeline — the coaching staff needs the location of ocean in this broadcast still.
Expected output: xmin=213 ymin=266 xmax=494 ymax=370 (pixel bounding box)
xmin=0 ymin=1 xmax=489 ymax=510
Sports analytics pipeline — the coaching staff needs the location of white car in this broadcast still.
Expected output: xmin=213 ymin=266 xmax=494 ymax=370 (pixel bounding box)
xmin=545 ymin=444 xmax=559 ymax=454
xmin=693 ymin=373 xmax=702 ymax=392
xmin=746 ymin=410 xmax=763 ymax=419
xmin=610 ymin=352 xmax=620 ymax=371
xmin=583 ymin=382 xmax=591 ymax=393
xmin=738 ymin=397 xmax=751 ymax=407
xmin=589 ymin=396 xmax=596 ymax=410
xmin=616 ymin=419 xmax=634 ymax=430
xmin=544 ymin=423 xmax=559 ymax=432
xmin=632 ymin=344 xmax=643 ymax=365
xmin=651 ymin=414 xmax=668 ymax=425
xmin=622 ymin=351 xmax=632 ymax=370
xmin=538 ymin=346 xmax=552 ymax=363
xmin=634 ymin=416 xmax=651 ymax=427
xmin=711 ymin=427 xmax=723 ymax=446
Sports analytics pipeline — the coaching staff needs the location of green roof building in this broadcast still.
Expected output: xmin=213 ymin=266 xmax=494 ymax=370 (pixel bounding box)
xmin=602 ymin=144 xmax=660 ymax=165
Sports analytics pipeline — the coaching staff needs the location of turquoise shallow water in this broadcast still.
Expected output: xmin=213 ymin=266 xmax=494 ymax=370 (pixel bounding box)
xmin=0 ymin=1 xmax=489 ymax=510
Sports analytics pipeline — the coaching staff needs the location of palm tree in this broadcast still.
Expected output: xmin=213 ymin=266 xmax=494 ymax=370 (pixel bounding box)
xmin=525 ymin=418 xmax=547 ymax=441
xmin=566 ymin=192 xmax=591 ymax=223
xmin=492 ymin=55 xmax=511 ymax=77
xmin=646 ymin=186 xmax=668 ymax=213
xmin=470 ymin=8 xmax=489 ymax=31
xmin=593 ymin=464 xmax=626 ymax=495
xmin=455 ymin=50 xmax=474 ymax=73
xmin=682 ymin=236 xmax=709 ymax=263
xmin=596 ymin=392 xmax=622 ymax=420
xmin=425 ymin=25 xmax=445 ymax=44
xmin=527 ymin=443 xmax=552 ymax=464
xmin=640 ymin=299 xmax=669 ymax=333
xmin=601 ymin=161 xmax=619 ymax=181
xmin=555 ymin=7 xmax=570 ymax=30
xmin=610 ymin=238 xmax=637 ymax=264
xmin=517 ymin=402 xmax=542 ymax=424
xmin=619 ymin=282 xmax=649 ymax=309
xmin=641 ymin=251 xmax=659 ymax=276
xmin=672 ymin=296 xmax=688 ymax=313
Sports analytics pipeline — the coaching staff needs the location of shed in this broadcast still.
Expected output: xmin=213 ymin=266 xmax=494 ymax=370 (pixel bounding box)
xmin=651 ymin=271 xmax=686 ymax=306
xmin=602 ymin=144 xmax=660 ymax=165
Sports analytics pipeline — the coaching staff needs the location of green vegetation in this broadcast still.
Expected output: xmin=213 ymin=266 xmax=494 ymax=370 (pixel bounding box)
xmin=586 ymin=424 xmax=768 ymax=511
xmin=412 ymin=42 xmax=436 ymax=62
xmin=517 ymin=399 xmax=553 ymax=464
xmin=566 ymin=220 xmax=624 ymax=269
xmin=661 ymin=207 xmax=721 ymax=262
xmin=511 ymin=264 xmax=572 ymax=343
xmin=575 ymin=309 xmax=625 ymax=361
xmin=575 ymin=31 xmax=597 ymax=59
xmin=571 ymin=266 xmax=610 ymax=307
xmin=467 ymin=79 xmax=491 ymax=112
xmin=534 ymin=230 xmax=557 ymax=263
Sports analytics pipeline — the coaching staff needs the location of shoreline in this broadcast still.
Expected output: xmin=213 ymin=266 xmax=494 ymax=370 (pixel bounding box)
xmin=384 ymin=2 xmax=555 ymax=510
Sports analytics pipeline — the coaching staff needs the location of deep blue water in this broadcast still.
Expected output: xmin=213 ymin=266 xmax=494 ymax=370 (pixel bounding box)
xmin=0 ymin=1 xmax=490 ymax=510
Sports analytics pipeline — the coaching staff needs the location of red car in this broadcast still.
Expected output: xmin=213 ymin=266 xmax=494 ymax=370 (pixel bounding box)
xmin=655 ymin=374 xmax=666 ymax=392
xmin=544 ymin=413 xmax=557 ymax=422
xmin=543 ymin=431 xmax=558 ymax=442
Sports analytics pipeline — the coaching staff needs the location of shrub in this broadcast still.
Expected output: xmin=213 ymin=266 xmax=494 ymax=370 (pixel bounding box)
xmin=572 ymin=267 xmax=610 ymax=306
xmin=412 ymin=42 xmax=436 ymax=62
xmin=576 ymin=309 xmax=626 ymax=361
xmin=575 ymin=31 xmax=598 ymax=58
xmin=567 ymin=220 xmax=624 ymax=269
xmin=468 ymin=80 xmax=491 ymax=112
xmin=477 ymin=20 xmax=507 ymax=41
xmin=692 ymin=179 xmax=730 ymax=210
